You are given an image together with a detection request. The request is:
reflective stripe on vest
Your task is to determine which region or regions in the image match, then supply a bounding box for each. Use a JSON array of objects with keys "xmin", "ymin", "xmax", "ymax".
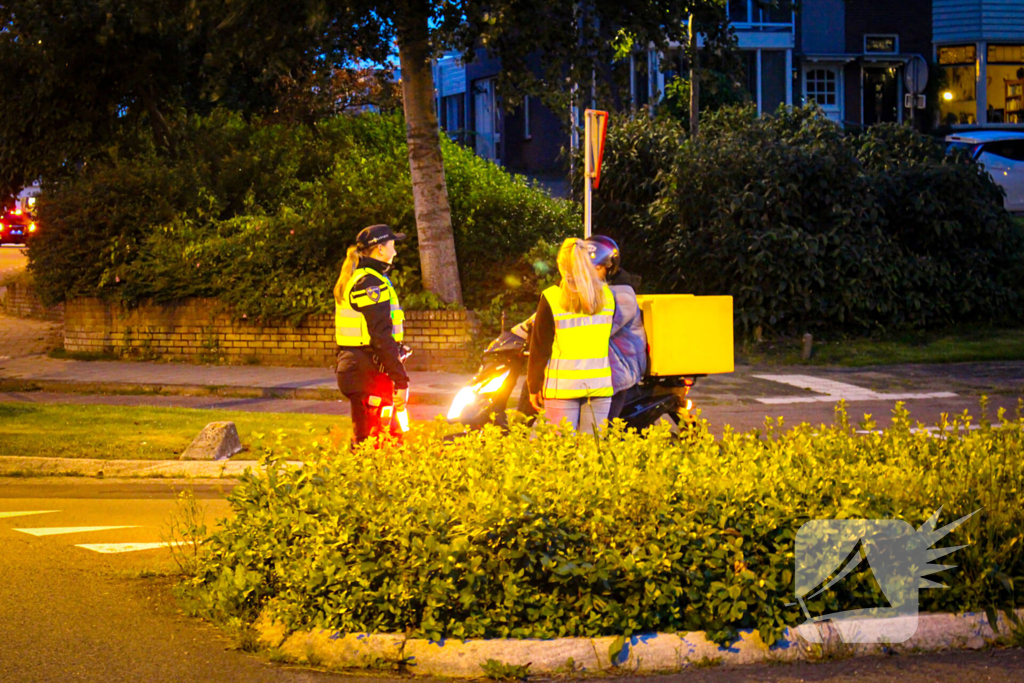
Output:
[
  {"xmin": 335, "ymin": 268, "xmax": 405, "ymax": 346},
  {"xmin": 541, "ymin": 284, "xmax": 615, "ymax": 399}
]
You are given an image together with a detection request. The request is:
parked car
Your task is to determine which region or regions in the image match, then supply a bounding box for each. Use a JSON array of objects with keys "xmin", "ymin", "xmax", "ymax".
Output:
[
  {"xmin": 0, "ymin": 208, "xmax": 37, "ymax": 245},
  {"xmin": 945, "ymin": 131, "xmax": 1024, "ymax": 212}
]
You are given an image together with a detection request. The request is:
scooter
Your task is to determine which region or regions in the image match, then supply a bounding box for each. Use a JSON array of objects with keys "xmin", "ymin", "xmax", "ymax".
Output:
[{"xmin": 446, "ymin": 325, "xmax": 698, "ymax": 435}]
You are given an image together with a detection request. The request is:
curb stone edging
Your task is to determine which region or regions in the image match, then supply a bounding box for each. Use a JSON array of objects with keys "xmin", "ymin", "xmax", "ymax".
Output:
[
  {"xmin": 0, "ymin": 378, "xmax": 453, "ymax": 405},
  {"xmin": 254, "ymin": 608, "xmax": 1024, "ymax": 676},
  {"xmin": 0, "ymin": 456, "xmax": 301, "ymax": 479}
]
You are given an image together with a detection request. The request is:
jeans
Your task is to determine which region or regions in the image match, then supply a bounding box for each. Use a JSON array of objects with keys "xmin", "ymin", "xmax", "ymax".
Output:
[{"xmin": 543, "ymin": 396, "xmax": 612, "ymax": 436}]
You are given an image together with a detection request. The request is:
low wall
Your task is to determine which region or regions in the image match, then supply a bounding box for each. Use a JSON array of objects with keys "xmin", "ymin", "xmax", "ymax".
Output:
[
  {"xmin": 0, "ymin": 281, "xmax": 64, "ymax": 322},
  {"xmin": 64, "ymin": 298, "xmax": 479, "ymax": 373}
]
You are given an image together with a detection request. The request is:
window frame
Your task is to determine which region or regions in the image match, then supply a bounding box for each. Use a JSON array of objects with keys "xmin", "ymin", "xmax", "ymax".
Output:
[{"xmin": 804, "ymin": 67, "xmax": 839, "ymax": 109}]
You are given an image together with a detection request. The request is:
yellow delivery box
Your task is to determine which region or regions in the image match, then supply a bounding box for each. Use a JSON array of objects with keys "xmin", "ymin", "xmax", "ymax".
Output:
[{"xmin": 636, "ymin": 294, "xmax": 734, "ymax": 376}]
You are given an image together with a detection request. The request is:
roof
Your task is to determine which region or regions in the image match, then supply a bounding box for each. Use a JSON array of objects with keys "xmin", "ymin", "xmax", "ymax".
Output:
[{"xmin": 945, "ymin": 130, "xmax": 1024, "ymax": 143}]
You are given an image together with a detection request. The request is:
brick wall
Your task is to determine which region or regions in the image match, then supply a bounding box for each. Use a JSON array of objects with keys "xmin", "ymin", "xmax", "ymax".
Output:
[
  {"xmin": 63, "ymin": 298, "xmax": 479, "ymax": 372},
  {"xmin": 0, "ymin": 281, "xmax": 65, "ymax": 322}
]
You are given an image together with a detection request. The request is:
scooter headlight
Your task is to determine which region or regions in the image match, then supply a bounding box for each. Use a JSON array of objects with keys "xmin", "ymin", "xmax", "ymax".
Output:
[
  {"xmin": 447, "ymin": 387, "xmax": 479, "ymax": 421},
  {"xmin": 475, "ymin": 370, "xmax": 510, "ymax": 395}
]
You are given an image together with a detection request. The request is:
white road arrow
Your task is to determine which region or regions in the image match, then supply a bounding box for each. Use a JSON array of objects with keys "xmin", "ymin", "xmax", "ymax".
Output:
[{"xmin": 76, "ymin": 542, "xmax": 188, "ymax": 554}]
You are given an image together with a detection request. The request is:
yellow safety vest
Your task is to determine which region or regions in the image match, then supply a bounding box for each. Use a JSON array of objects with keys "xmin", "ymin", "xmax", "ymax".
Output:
[
  {"xmin": 542, "ymin": 284, "xmax": 615, "ymax": 399},
  {"xmin": 335, "ymin": 267, "xmax": 405, "ymax": 346}
]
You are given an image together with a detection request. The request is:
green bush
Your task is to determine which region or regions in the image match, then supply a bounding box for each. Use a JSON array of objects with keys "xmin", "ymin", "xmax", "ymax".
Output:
[
  {"xmin": 583, "ymin": 106, "xmax": 1024, "ymax": 335},
  {"xmin": 29, "ymin": 111, "xmax": 577, "ymax": 317},
  {"xmin": 178, "ymin": 402, "xmax": 1024, "ymax": 647}
]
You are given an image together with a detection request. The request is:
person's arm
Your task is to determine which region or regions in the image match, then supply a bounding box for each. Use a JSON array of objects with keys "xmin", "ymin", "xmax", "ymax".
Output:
[
  {"xmin": 610, "ymin": 285, "xmax": 635, "ymax": 338},
  {"xmin": 350, "ymin": 275, "xmax": 409, "ymax": 389},
  {"xmin": 526, "ymin": 295, "xmax": 555, "ymax": 396}
]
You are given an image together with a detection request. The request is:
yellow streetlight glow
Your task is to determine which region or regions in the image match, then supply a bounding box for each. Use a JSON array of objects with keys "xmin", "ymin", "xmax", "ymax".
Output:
[{"xmin": 943, "ymin": 91, "xmax": 954, "ymax": 101}]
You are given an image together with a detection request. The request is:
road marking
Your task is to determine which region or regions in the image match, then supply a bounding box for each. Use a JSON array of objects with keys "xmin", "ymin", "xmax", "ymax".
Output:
[
  {"xmin": 754, "ymin": 374, "xmax": 957, "ymax": 405},
  {"xmin": 0, "ymin": 510, "xmax": 60, "ymax": 519},
  {"xmin": 15, "ymin": 525, "xmax": 139, "ymax": 537},
  {"xmin": 75, "ymin": 542, "xmax": 187, "ymax": 554}
]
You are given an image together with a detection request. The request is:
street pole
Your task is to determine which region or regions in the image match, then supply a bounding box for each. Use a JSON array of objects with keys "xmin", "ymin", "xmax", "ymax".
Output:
[{"xmin": 584, "ymin": 111, "xmax": 592, "ymax": 238}]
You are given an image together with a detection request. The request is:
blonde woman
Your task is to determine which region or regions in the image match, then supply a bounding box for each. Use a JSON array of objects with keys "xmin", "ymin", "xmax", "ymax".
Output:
[
  {"xmin": 527, "ymin": 238, "xmax": 616, "ymax": 434},
  {"xmin": 334, "ymin": 224, "xmax": 410, "ymax": 444}
]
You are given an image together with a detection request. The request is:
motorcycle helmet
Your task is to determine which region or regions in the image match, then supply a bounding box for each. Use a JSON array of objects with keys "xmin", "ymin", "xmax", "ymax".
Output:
[{"xmin": 584, "ymin": 235, "xmax": 621, "ymax": 277}]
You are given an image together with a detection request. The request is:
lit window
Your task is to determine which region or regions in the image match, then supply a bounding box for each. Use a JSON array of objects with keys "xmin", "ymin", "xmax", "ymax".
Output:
[
  {"xmin": 988, "ymin": 44, "xmax": 1024, "ymax": 64},
  {"xmin": 864, "ymin": 35, "xmax": 898, "ymax": 54},
  {"xmin": 938, "ymin": 45, "xmax": 976, "ymax": 65},
  {"xmin": 805, "ymin": 69, "xmax": 837, "ymax": 106}
]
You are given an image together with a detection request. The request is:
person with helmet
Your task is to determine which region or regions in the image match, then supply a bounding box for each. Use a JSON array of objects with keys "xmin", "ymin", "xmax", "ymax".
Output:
[
  {"xmin": 584, "ymin": 235, "xmax": 648, "ymax": 421},
  {"xmin": 333, "ymin": 224, "xmax": 411, "ymax": 445},
  {"xmin": 526, "ymin": 238, "xmax": 616, "ymax": 434}
]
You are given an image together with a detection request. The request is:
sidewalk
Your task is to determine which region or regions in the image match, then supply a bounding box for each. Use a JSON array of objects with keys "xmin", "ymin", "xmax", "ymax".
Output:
[{"xmin": 0, "ymin": 355, "xmax": 471, "ymax": 405}]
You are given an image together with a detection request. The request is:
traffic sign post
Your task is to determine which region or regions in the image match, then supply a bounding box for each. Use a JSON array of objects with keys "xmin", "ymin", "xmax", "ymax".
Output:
[
  {"xmin": 903, "ymin": 56, "xmax": 929, "ymax": 126},
  {"xmin": 584, "ymin": 109, "xmax": 608, "ymax": 239}
]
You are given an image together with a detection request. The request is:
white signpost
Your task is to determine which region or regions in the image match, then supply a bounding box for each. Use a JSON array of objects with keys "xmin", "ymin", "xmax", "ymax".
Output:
[
  {"xmin": 583, "ymin": 109, "xmax": 609, "ymax": 238},
  {"xmin": 903, "ymin": 55, "xmax": 929, "ymax": 125}
]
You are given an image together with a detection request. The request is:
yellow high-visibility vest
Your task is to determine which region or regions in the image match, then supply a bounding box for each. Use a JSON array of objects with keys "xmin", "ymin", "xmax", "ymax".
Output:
[
  {"xmin": 335, "ymin": 267, "xmax": 405, "ymax": 346},
  {"xmin": 541, "ymin": 284, "xmax": 615, "ymax": 399}
]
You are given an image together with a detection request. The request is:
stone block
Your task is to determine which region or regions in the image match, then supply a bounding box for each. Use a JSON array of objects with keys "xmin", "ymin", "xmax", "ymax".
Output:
[{"xmin": 179, "ymin": 422, "xmax": 243, "ymax": 461}]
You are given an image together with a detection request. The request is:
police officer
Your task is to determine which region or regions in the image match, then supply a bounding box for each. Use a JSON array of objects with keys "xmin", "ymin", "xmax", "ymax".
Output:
[{"xmin": 333, "ymin": 224, "xmax": 410, "ymax": 444}]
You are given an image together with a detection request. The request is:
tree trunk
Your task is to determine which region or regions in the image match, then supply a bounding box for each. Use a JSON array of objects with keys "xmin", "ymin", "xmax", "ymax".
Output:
[
  {"xmin": 397, "ymin": 3, "xmax": 464, "ymax": 305},
  {"xmin": 689, "ymin": 13, "xmax": 699, "ymax": 139},
  {"xmin": 142, "ymin": 86, "xmax": 175, "ymax": 156}
]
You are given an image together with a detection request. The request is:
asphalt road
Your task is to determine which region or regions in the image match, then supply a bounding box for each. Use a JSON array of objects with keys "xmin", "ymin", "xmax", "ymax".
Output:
[
  {"xmin": 0, "ymin": 244, "xmax": 27, "ymax": 279},
  {"xmin": 1, "ymin": 478, "xmax": 1022, "ymax": 683},
  {"xmin": 0, "ymin": 478, "xmax": 390, "ymax": 683}
]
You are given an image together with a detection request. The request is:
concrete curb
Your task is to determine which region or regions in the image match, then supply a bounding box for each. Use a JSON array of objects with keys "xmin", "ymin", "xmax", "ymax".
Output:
[
  {"xmin": 255, "ymin": 608, "xmax": 1024, "ymax": 677},
  {"xmin": 0, "ymin": 455, "xmax": 300, "ymax": 479},
  {"xmin": 0, "ymin": 378, "xmax": 454, "ymax": 405}
]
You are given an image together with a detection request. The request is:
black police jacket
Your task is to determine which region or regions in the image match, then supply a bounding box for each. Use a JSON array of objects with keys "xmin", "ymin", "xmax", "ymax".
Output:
[{"xmin": 335, "ymin": 257, "xmax": 410, "ymax": 394}]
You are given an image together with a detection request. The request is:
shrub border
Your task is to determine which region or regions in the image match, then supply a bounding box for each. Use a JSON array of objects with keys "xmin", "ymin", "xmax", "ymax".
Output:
[{"xmin": 255, "ymin": 608, "xmax": 1024, "ymax": 676}]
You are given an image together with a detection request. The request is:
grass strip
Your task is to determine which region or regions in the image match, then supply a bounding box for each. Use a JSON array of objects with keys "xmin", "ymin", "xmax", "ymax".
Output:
[
  {"xmin": 740, "ymin": 326, "xmax": 1024, "ymax": 367},
  {"xmin": 0, "ymin": 402, "xmax": 351, "ymax": 460}
]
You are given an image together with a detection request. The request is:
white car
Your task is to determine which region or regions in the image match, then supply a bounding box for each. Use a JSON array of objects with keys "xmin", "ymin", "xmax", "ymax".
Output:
[{"xmin": 945, "ymin": 131, "xmax": 1024, "ymax": 212}]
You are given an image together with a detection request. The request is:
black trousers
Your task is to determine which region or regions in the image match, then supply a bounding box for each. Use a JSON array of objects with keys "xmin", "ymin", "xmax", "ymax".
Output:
[{"xmin": 608, "ymin": 385, "xmax": 642, "ymax": 421}]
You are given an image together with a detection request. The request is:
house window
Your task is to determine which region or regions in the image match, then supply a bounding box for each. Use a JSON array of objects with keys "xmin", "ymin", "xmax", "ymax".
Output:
[
  {"xmin": 864, "ymin": 35, "xmax": 898, "ymax": 54},
  {"xmin": 938, "ymin": 45, "xmax": 976, "ymax": 65},
  {"xmin": 937, "ymin": 45, "xmax": 978, "ymax": 125},
  {"xmin": 989, "ymin": 44, "xmax": 1024, "ymax": 64},
  {"xmin": 727, "ymin": 0, "xmax": 749, "ymax": 23},
  {"xmin": 805, "ymin": 68, "xmax": 837, "ymax": 107}
]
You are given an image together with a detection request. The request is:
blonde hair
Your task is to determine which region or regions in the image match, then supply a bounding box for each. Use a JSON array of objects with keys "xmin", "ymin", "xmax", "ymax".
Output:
[
  {"xmin": 556, "ymin": 238, "xmax": 605, "ymax": 315},
  {"xmin": 333, "ymin": 244, "xmax": 371, "ymax": 304}
]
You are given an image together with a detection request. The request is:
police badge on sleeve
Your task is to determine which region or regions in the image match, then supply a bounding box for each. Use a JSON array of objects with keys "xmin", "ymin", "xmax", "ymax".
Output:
[{"xmin": 366, "ymin": 285, "xmax": 381, "ymax": 303}]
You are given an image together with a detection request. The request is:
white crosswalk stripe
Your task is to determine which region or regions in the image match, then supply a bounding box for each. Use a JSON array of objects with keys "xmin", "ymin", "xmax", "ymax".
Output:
[
  {"xmin": 15, "ymin": 525, "xmax": 138, "ymax": 537},
  {"xmin": 754, "ymin": 374, "xmax": 957, "ymax": 405},
  {"xmin": 0, "ymin": 510, "xmax": 60, "ymax": 519}
]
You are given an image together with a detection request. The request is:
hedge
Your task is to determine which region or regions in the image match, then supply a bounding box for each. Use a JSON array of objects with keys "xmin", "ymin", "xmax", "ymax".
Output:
[
  {"xmin": 28, "ymin": 111, "xmax": 578, "ymax": 319},
  {"xmin": 581, "ymin": 105, "xmax": 1024, "ymax": 335},
  {"xmin": 178, "ymin": 402, "xmax": 1024, "ymax": 647}
]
